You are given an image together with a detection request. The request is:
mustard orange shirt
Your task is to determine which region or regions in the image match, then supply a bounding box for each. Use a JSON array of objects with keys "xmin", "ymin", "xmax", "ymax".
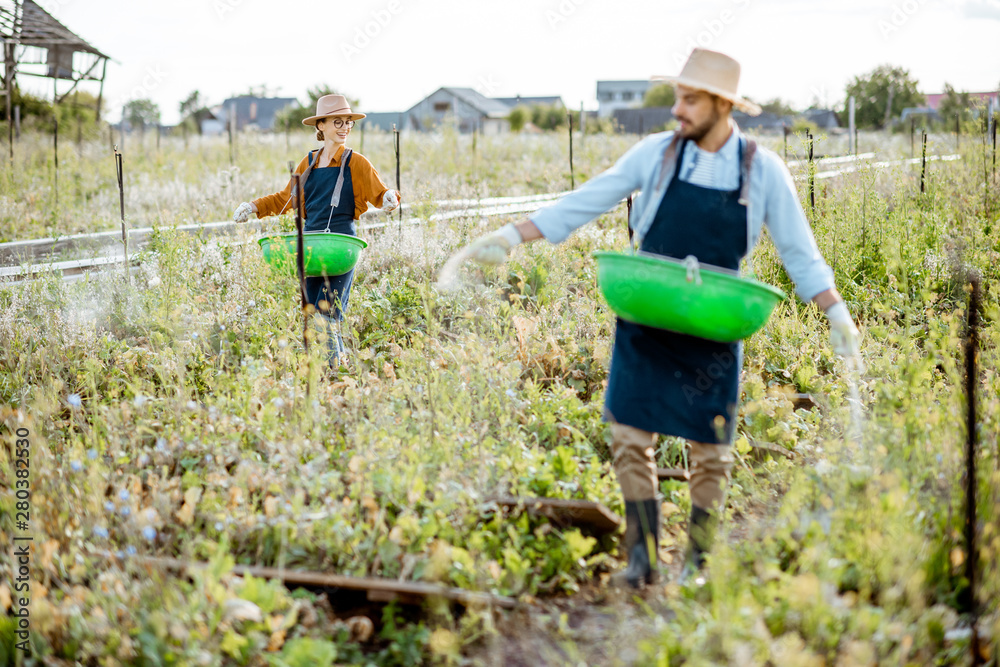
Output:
[{"xmin": 253, "ymin": 144, "xmax": 393, "ymax": 220}]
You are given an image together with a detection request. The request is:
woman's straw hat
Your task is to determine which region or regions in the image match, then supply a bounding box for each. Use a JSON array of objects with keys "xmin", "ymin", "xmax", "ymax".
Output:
[
  {"xmin": 652, "ymin": 49, "xmax": 762, "ymax": 116},
  {"xmin": 302, "ymin": 94, "xmax": 366, "ymax": 126}
]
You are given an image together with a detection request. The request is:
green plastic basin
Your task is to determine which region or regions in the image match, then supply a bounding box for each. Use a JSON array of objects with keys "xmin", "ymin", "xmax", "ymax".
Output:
[
  {"xmin": 595, "ymin": 251, "xmax": 787, "ymax": 342},
  {"xmin": 257, "ymin": 232, "xmax": 367, "ymax": 277}
]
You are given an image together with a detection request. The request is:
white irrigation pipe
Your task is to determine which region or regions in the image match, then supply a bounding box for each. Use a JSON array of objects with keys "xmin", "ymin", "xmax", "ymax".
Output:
[
  {"xmin": 791, "ymin": 153, "xmax": 960, "ymax": 181},
  {"xmin": 0, "ymin": 191, "xmax": 571, "ymax": 261},
  {"xmin": 0, "ymin": 154, "xmax": 963, "ymax": 283},
  {"xmin": 786, "ymin": 152, "xmax": 876, "ymax": 168}
]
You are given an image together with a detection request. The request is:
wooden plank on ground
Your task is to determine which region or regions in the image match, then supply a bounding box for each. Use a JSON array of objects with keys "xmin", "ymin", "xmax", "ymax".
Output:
[
  {"xmin": 91, "ymin": 551, "xmax": 515, "ymax": 609},
  {"xmin": 488, "ymin": 496, "xmax": 621, "ymax": 534},
  {"xmin": 657, "ymin": 468, "xmax": 690, "ymax": 481}
]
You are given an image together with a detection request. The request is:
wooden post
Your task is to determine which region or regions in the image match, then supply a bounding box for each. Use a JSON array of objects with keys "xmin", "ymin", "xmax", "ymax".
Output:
[
  {"xmin": 782, "ymin": 124, "xmax": 789, "ymax": 162},
  {"xmin": 961, "ymin": 275, "xmax": 981, "ymax": 657},
  {"xmin": 807, "ymin": 131, "xmax": 815, "ymax": 213},
  {"xmin": 393, "ymin": 124, "xmax": 401, "ymax": 223},
  {"xmin": 13, "ymin": 105, "xmax": 19, "ymax": 141},
  {"xmin": 920, "ymin": 131, "xmax": 927, "ymax": 194},
  {"xmin": 910, "ymin": 117, "xmax": 915, "ymax": 158},
  {"xmin": 114, "ymin": 146, "xmax": 130, "ymax": 285},
  {"xmin": 568, "ymin": 112, "xmax": 575, "ymax": 190},
  {"xmin": 4, "ymin": 42, "xmax": 13, "ymax": 167},
  {"xmin": 228, "ymin": 104, "xmax": 236, "ymax": 165},
  {"xmin": 53, "ymin": 115, "xmax": 59, "ymax": 208},
  {"xmin": 992, "ymin": 111, "xmax": 997, "ymax": 177},
  {"xmin": 291, "ymin": 162, "xmax": 308, "ymax": 354}
]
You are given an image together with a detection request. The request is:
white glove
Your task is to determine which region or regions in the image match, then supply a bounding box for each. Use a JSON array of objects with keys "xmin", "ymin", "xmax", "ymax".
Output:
[
  {"xmin": 381, "ymin": 190, "xmax": 400, "ymax": 213},
  {"xmin": 825, "ymin": 301, "xmax": 860, "ymax": 358},
  {"xmin": 460, "ymin": 223, "xmax": 523, "ymax": 266},
  {"xmin": 233, "ymin": 202, "xmax": 256, "ymax": 223}
]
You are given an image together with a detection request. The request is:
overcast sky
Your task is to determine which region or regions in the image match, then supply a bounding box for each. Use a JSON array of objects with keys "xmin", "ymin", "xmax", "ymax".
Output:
[{"xmin": 21, "ymin": 0, "xmax": 1000, "ymax": 125}]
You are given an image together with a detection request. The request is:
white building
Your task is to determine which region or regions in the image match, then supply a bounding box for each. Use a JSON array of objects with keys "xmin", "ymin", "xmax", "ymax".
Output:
[{"xmin": 597, "ymin": 80, "xmax": 652, "ymax": 118}]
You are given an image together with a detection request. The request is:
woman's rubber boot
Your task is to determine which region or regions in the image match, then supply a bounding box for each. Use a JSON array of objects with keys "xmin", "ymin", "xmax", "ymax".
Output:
[
  {"xmin": 612, "ymin": 499, "xmax": 660, "ymax": 589},
  {"xmin": 679, "ymin": 505, "xmax": 714, "ymax": 586}
]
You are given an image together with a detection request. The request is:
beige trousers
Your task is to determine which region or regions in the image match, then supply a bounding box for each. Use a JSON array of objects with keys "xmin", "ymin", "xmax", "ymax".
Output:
[{"xmin": 610, "ymin": 423, "xmax": 733, "ymax": 510}]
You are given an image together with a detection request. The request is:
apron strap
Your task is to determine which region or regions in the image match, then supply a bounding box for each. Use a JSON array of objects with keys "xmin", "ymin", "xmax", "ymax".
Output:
[
  {"xmin": 739, "ymin": 137, "xmax": 757, "ymax": 276},
  {"xmin": 655, "ymin": 132, "xmax": 684, "ymax": 192},
  {"xmin": 286, "ymin": 148, "xmax": 321, "ymax": 215},
  {"xmin": 738, "ymin": 138, "xmax": 756, "ymax": 206},
  {"xmin": 330, "ymin": 148, "xmax": 352, "ymax": 209},
  {"xmin": 324, "ymin": 148, "xmax": 353, "ymax": 232}
]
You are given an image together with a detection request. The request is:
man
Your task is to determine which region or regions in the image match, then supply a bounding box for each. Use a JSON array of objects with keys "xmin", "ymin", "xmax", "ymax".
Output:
[{"xmin": 445, "ymin": 49, "xmax": 859, "ymax": 587}]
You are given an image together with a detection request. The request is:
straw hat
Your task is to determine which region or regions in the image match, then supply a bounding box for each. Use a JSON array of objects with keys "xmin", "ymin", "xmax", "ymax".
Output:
[
  {"xmin": 652, "ymin": 49, "xmax": 762, "ymax": 116},
  {"xmin": 302, "ymin": 94, "xmax": 366, "ymax": 126}
]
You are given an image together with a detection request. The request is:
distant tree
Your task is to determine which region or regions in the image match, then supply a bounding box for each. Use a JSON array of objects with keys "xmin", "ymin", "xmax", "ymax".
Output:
[
  {"xmin": 179, "ymin": 90, "xmax": 209, "ymax": 135},
  {"xmin": 844, "ymin": 65, "xmax": 924, "ymax": 129},
  {"xmin": 643, "ymin": 84, "xmax": 675, "ymax": 108},
  {"xmin": 179, "ymin": 90, "xmax": 204, "ymax": 118},
  {"xmin": 529, "ymin": 104, "xmax": 568, "ymax": 130},
  {"xmin": 508, "ymin": 106, "xmax": 528, "ymax": 132},
  {"xmin": 937, "ymin": 83, "xmax": 976, "ymax": 125},
  {"xmin": 123, "ymin": 99, "xmax": 161, "ymax": 131}
]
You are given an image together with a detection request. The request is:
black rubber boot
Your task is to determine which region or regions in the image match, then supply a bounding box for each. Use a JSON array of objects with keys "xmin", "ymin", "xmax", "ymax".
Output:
[
  {"xmin": 680, "ymin": 505, "xmax": 715, "ymax": 585},
  {"xmin": 613, "ymin": 499, "xmax": 660, "ymax": 589}
]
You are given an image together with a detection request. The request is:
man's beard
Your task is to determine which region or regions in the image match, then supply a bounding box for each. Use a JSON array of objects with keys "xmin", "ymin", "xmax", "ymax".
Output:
[{"xmin": 677, "ymin": 106, "xmax": 721, "ymax": 141}]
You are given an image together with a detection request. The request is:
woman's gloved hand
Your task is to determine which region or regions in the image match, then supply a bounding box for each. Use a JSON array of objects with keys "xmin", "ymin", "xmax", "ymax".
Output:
[
  {"xmin": 381, "ymin": 190, "xmax": 401, "ymax": 213},
  {"xmin": 233, "ymin": 201, "xmax": 257, "ymax": 223},
  {"xmin": 825, "ymin": 301, "xmax": 860, "ymax": 357}
]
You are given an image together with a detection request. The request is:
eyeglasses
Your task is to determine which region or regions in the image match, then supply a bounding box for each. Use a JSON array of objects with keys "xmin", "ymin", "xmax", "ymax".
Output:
[{"xmin": 329, "ymin": 119, "xmax": 355, "ymax": 129}]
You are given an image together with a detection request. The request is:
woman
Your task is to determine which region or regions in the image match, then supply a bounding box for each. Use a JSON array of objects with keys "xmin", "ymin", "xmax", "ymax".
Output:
[{"xmin": 233, "ymin": 94, "xmax": 400, "ymax": 365}]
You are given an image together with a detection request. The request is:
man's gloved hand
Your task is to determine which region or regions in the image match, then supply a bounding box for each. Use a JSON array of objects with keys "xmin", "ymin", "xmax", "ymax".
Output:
[
  {"xmin": 460, "ymin": 223, "xmax": 523, "ymax": 265},
  {"xmin": 233, "ymin": 202, "xmax": 257, "ymax": 223},
  {"xmin": 381, "ymin": 190, "xmax": 400, "ymax": 213},
  {"xmin": 825, "ymin": 301, "xmax": 860, "ymax": 357}
]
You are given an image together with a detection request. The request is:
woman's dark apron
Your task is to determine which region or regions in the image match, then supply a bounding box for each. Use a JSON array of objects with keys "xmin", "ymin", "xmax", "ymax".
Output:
[
  {"xmin": 303, "ymin": 148, "xmax": 356, "ymax": 321},
  {"xmin": 604, "ymin": 138, "xmax": 748, "ymax": 444}
]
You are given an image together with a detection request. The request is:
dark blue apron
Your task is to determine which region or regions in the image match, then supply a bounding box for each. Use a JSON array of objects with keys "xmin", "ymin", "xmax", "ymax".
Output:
[
  {"xmin": 604, "ymin": 138, "xmax": 748, "ymax": 444},
  {"xmin": 303, "ymin": 148, "xmax": 355, "ymax": 321}
]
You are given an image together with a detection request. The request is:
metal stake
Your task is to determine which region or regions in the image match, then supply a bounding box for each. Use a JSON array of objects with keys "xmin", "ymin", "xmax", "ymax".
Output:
[
  {"xmin": 807, "ymin": 132, "xmax": 815, "ymax": 214},
  {"xmin": 568, "ymin": 112, "xmax": 575, "ymax": 190},
  {"xmin": 393, "ymin": 124, "xmax": 401, "ymax": 224},
  {"xmin": 920, "ymin": 131, "xmax": 927, "ymax": 194},
  {"xmin": 114, "ymin": 145, "xmax": 130, "ymax": 285},
  {"xmin": 53, "ymin": 115, "xmax": 58, "ymax": 208},
  {"xmin": 291, "ymin": 162, "xmax": 308, "ymax": 354},
  {"xmin": 961, "ymin": 275, "xmax": 981, "ymax": 661}
]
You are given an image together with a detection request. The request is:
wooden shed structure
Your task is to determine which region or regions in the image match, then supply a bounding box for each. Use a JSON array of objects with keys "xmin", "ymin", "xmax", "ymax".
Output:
[{"xmin": 1, "ymin": 0, "xmax": 110, "ymax": 148}]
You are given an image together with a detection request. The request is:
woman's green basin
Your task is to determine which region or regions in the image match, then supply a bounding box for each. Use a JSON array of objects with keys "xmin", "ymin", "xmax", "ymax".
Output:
[
  {"xmin": 258, "ymin": 232, "xmax": 368, "ymax": 277},
  {"xmin": 594, "ymin": 251, "xmax": 787, "ymax": 342}
]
